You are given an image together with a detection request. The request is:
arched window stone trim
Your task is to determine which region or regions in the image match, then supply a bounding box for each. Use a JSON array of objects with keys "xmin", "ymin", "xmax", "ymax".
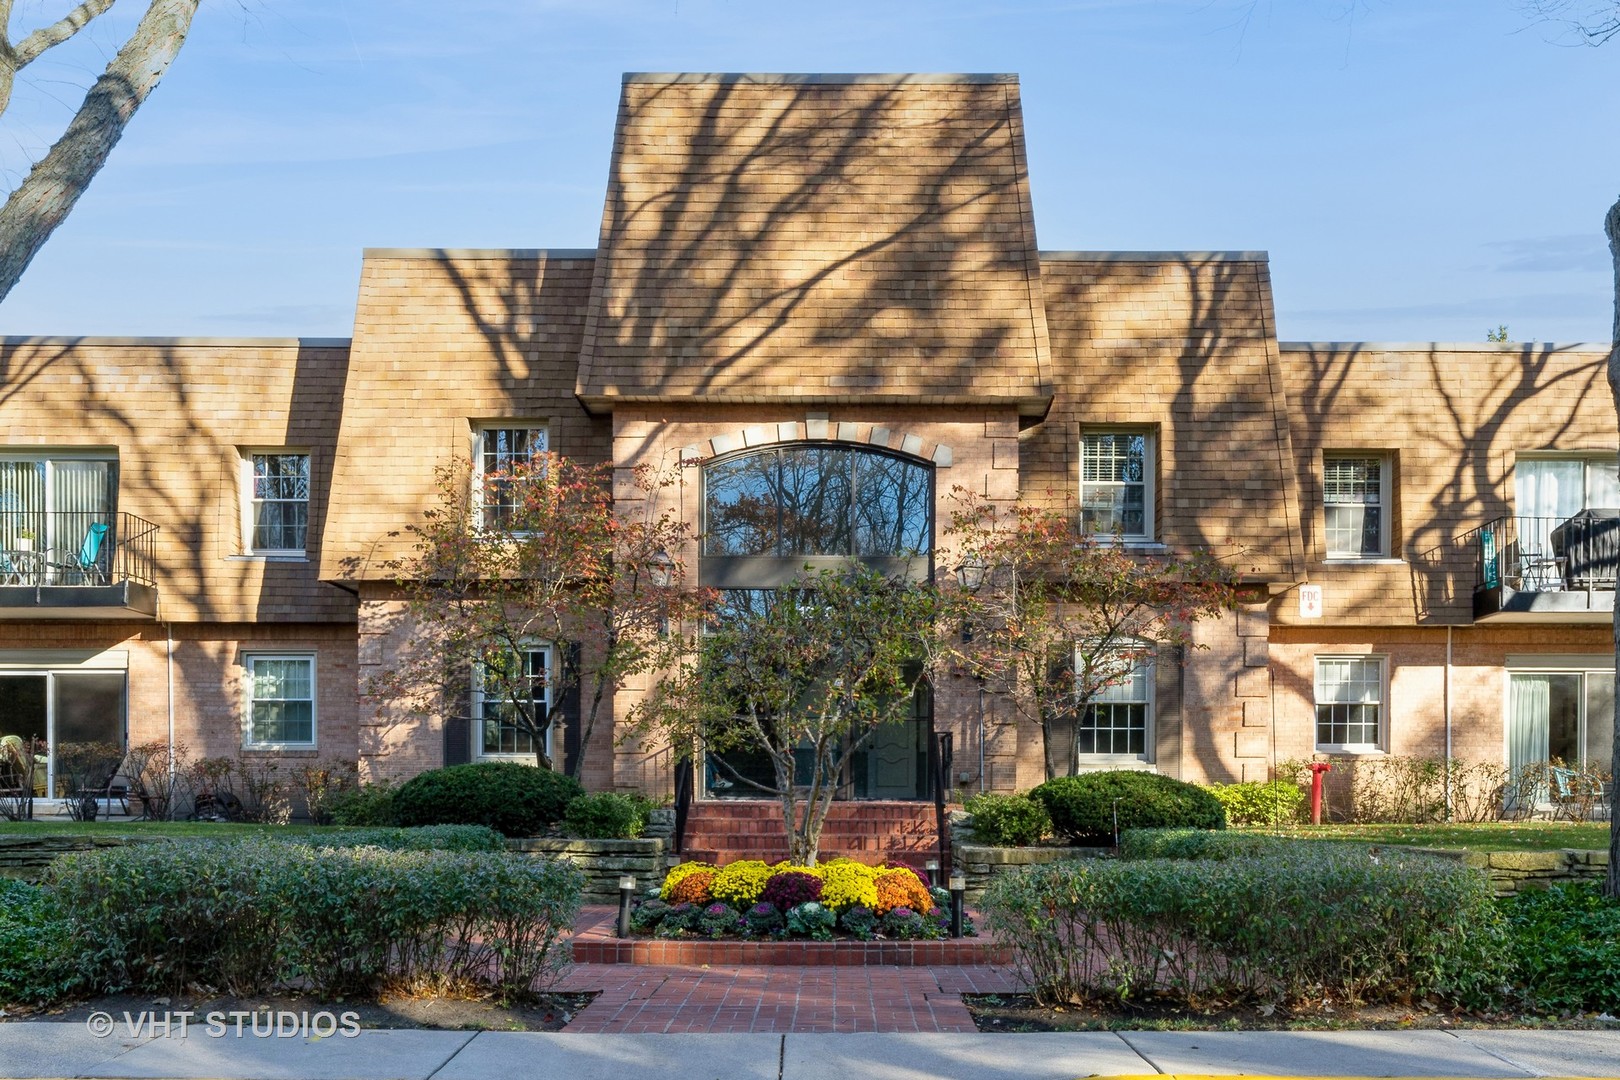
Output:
[{"xmin": 682, "ymin": 421, "xmax": 953, "ymax": 469}]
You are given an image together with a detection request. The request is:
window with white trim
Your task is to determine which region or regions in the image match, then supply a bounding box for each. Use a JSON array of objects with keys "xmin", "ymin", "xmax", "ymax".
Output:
[
  {"xmin": 243, "ymin": 452, "xmax": 309, "ymax": 553},
  {"xmin": 476, "ymin": 426, "xmax": 548, "ymax": 529},
  {"xmin": 1314, "ymin": 655, "xmax": 1384, "ymax": 752},
  {"xmin": 243, "ymin": 653, "xmax": 316, "ymax": 747},
  {"xmin": 1323, "ymin": 454, "xmax": 1388, "ymax": 559},
  {"xmin": 1076, "ymin": 646, "xmax": 1153, "ymax": 760},
  {"xmin": 1079, "ymin": 431, "xmax": 1153, "ymax": 540},
  {"xmin": 474, "ymin": 646, "xmax": 551, "ymax": 758}
]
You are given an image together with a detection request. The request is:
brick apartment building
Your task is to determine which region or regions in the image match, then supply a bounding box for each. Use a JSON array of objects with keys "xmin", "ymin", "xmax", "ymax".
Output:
[{"xmin": 0, "ymin": 73, "xmax": 1613, "ymax": 812}]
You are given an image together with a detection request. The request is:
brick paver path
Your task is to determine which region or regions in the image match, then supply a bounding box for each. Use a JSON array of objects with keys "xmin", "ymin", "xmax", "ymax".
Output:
[{"xmin": 556, "ymin": 963, "xmax": 1025, "ymax": 1033}]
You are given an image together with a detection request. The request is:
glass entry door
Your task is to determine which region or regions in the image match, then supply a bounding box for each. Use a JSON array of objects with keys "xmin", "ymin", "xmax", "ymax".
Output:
[{"xmin": 0, "ymin": 671, "xmax": 126, "ymax": 798}]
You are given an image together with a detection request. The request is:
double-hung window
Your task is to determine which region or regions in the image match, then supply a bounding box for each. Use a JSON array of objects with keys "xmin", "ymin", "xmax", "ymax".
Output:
[
  {"xmin": 1076, "ymin": 646, "xmax": 1153, "ymax": 760},
  {"xmin": 476, "ymin": 426, "xmax": 548, "ymax": 529},
  {"xmin": 243, "ymin": 653, "xmax": 316, "ymax": 748},
  {"xmin": 1323, "ymin": 455, "xmax": 1388, "ymax": 559},
  {"xmin": 1314, "ymin": 655, "xmax": 1384, "ymax": 752},
  {"xmin": 244, "ymin": 452, "xmax": 310, "ymax": 554},
  {"xmin": 474, "ymin": 646, "xmax": 551, "ymax": 759},
  {"xmin": 1080, "ymin": 431, "xmax": 1153, "ymax": 541}
]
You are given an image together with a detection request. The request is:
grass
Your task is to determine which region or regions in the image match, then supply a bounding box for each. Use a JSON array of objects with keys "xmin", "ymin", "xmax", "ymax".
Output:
[
  {"xmin": 1239, "ymin": 821, "xmax": 1611, "ymax": 852},
  {"xmin": 0, "ymin": 820, "xmax": 332, "ymax": 838}
]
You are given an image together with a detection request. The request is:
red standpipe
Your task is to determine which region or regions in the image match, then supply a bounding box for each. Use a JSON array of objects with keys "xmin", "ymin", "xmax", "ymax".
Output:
[{"xmin": 1308, "ymin": 761, "xmax": 1333, "ymax": 825}]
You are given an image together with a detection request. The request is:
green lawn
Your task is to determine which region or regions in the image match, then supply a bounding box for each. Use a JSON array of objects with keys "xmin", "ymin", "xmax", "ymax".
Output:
[
  {"xmin": 0, "ymin": 820, "xmax": 330, "ymax": 839},
  {"xmin": 1242, "ymin": 821, "xmax": 1612, "ymax": 853}
]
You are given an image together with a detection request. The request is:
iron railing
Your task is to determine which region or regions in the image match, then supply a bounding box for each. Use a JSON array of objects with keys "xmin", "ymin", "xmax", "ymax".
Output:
[
  {"xmin": 1463, "ymin": 513, "xmax": 1620, "ymax": 593},
  {"xmin": 0, "ymin": 511, "xmax": 159, "ymax": 588}
]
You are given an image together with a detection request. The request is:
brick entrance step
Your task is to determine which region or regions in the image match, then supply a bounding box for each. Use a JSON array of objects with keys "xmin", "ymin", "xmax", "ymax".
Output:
[
  {"xmin": 568, "ymin": 907, "xmax": 1010, "ymax": 967},
  {"xmin": 679, "ymin": 799, "xmax": 940, "ymax": 865}
]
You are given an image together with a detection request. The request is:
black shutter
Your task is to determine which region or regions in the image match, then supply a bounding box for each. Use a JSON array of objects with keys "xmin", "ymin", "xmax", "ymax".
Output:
[
  {"xmin": 443, "ymin": 714, "xmax": 472, "ymax": 767},
  {"xmin": 560, "ymin": 643, "xmax": 583, "ymax": 777}
]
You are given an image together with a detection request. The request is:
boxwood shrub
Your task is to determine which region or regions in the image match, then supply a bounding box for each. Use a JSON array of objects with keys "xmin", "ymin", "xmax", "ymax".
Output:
[
  {"xmin": 45, "ymin": 838, "xmax": 582, "ymax": 1000},
  {"xmin": 981, "ymin": 846, "xmax": 1505, "ymax": 1008},
  {"xmin": 561, "ymin": 792, "xmax": 649, "ymax": 839},
  {"xmin": 392, "ymin": 761, "xmax": 583, "ymax": 837},
  {"xmin": 1205, "ymin": 780, "xmax": 1305, "ymax": 826},
  {"xmin": 1031, "ymin": 770, "xmax": 1225, "ymax": 844},
  {"xmin": 1120, "ymin": 828, "xmax": 1305, "ymax": 861},
  {"xmin": 963, "ymin": 792, "xmax": 1050, "ymax": 846},
  {"xmin": 326, "ymin": 781, "xmax": 399, "ymax": 827}
]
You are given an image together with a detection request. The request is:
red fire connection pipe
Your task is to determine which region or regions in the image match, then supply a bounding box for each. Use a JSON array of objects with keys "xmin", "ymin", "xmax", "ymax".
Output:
[{"xmin": 1308, "ymin": 761, "xmax": 1333, "ymax": 825}]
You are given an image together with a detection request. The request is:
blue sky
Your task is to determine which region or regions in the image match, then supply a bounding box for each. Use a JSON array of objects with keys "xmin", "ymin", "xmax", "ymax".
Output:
[{"xmin": 1, "ymin": 0, "xmax": 1616, "ymax": 342}]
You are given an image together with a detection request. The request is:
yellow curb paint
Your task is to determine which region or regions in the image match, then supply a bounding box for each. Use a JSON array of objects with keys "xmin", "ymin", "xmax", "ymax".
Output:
[{"xmin": 1086, "ymin": 1076, "xmax": 1612, "ymax": 1080}]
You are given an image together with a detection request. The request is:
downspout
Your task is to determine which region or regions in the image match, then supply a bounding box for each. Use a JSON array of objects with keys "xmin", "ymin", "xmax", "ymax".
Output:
[
  {"xmin": 1445, "ymin": 625, "xmax": 1454, "ymax": 820},
  {"xmin": 977, "ymin": 683, "xmax": 986, "ymax": 794},
  {"xmin": 165, "ymin": 622, "xmax": 176, "ymax": 796}
]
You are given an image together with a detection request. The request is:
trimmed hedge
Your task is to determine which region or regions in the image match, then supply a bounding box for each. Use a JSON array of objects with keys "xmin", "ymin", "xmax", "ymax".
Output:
[
  {"xmin": 0, "ymin": 879, "xmax": 78, "ymax": 1005},
  {"xmin": 963, "ymin": 792, "xmax": 1050, "ymax": 846},
  {"xmin": 1206, "ymin": 780, "xmax": 1305, "ymax": 826},
  {"xmin": 392, "ymin": 762, "xmax": 583, "ymax": 837},
  {"xmin": 46, "ymin": 838, "xmax": 582, "ymax": 999},
  {"xmin": 298, "ymin": 824, "xmax": 506, "ymax": 852},
  {"xmin": 1502, "ymin": 882, "xmax": 1620, "ymax": 1014},
  {"xmin": 1120, "ymin": 828, "xmax": 1305, "ymax": 861},
  {"xmin": 326, "ymin": 781, "xmax": 399, "ymax": 827},
  {"xmin": 561, "ymin": 792, "xmax": 650, "ymax": 839},
  {"xmin": 1031, "ymin": 770, "xmax": 1225, "ymax": 844},
  {"xmin": 982, "ymin": 846, "xmax": 1505, "ymax": 1008}
]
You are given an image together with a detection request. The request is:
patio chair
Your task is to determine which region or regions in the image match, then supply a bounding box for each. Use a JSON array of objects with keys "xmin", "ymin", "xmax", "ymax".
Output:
[
  {"xmin": 1548, "ymin": 765, "xmax": 1609, "ymax": 821},
  {"xmin": 48, "ymin": 522, "xmax": 110, "ymax": 585}
]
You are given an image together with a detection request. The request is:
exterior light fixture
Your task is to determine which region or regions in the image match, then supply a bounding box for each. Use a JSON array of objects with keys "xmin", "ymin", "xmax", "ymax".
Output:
[
  {"xmin": 955, "ymin": 556, "xmax": 987, "ymax": 593},
  {"xmin": 648, "ymin": 549, "xmax": 674, "ymax": 588},
  {"xmin": 948, "ymin": 873, "xmax": 967, "ymax": 938},
  {"xmin": 617, "ymin": 874, "xmax": 637, "ymax": 938}
]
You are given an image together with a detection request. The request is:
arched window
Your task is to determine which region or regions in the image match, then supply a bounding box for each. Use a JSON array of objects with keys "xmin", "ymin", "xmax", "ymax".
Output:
[{"xmin": 701, "ymin": 445, "xmax": 932, "ymax": 587}]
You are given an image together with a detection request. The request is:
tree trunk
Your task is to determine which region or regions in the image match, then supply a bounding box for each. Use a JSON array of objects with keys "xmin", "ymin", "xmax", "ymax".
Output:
[
  {"xmin": 0, "ymin": 0, "xmax": 199, "ymax": 302},
  {"xmin": 1606, "ymin": 194, "xmax": 1620, "ymax": 898}
]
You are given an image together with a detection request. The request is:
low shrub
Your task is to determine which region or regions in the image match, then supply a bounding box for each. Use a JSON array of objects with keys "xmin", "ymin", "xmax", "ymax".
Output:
[
  {"xmin": 963, "ymin": 791, "xmax": 1051, "ymax": 846},
  {"xmin": 1501, "ymin": 882, "xmax": 1620, "ymax": 1014},
  {"xmin": 392, "ymin": 762, "xmax": 583, "ymax": 837},
  {"xmin": 561, "ymin": 792, "xmax": 648, "ymax": 839},
  {"xmin": 46, "ymin": 838, "xmax": 582, "ymax": 1000},
  {"xmin": 1119, "ymin": 828, "xmax": 1301, "ymax": 861},
  {"xmin": 982, "ymin": 846, "xmax": 1505, "ymax": 1008},
  {"xmin": 1031, "ymin": 771, "xmax": 1225, "ymax": 845},
  {"xmin": 300, "ymin": 824, "xmax": 506, "ymax": 852},
  {"xmin": 327, "ymin": 781, "xmax": 399, "ymax": 827},
  {"xmin": 1205, "ymin": 781, "xmax": 1305, "ymax": 826},
  {"xmin": 0, "ymin": 879, "xmax": 79, "ymax": 1005}
]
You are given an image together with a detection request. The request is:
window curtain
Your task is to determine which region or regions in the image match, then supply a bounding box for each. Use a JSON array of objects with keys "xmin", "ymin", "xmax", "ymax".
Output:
[
  {"xmin": 50, "ymin": 461, "xmax": 114, "ymax": 565},
  {"xmin": 0, "ymin": 462, "xmax": 43, "ymax": 547},
  {"xmin": 1508, "ymin": 673, "xmax": 1551, "ymax": 808},
  {"xmin": 1515, "ymin": 459, "xmax": 1583, "ymax": 560}
]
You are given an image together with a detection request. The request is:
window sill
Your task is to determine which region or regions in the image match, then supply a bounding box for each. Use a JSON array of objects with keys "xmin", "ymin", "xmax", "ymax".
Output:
[
  {"xmin": 1315, "ymin": 747, "xmax": 1386, "ymax": 757},
  {"xmin": 242, "ymin": 743, "xmax": 318, "ymax": 753},
  {"xmin": 1321, "ymin": 558, "xmax": 1404, "ymax": 566},
  {"xmin": 1086, "ymin": 538, "xmax": 1165, "ymax": 552},
  {"xmin": 229, "ymin": 554, "xmax": 309, "ymax": 563}
]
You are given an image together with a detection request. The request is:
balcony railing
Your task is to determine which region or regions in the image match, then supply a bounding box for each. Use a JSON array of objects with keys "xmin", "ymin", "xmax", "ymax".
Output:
[
  {"xmin": 0, "ymin": 512, "xmax": 159, "ymax": 616},
  {"xmin": 1464, "ymin": 512, "xmax": 1619, "ymax": 621}
]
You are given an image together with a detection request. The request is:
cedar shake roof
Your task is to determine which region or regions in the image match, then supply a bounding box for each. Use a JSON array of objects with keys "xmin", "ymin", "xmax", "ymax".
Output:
[
  {"xmin": 1029, "ymin": 252, "xmax": 1306, "ymax": 585},
  {"xmin": 575, "ymin": 73, "xmax": 1053, "ymax": 415}
]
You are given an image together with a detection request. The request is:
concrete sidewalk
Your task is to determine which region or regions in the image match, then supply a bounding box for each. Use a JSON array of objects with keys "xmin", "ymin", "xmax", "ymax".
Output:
[{"xmin": 5, "ymin": 1024, "xmax": 1620, "ymax": 1080}]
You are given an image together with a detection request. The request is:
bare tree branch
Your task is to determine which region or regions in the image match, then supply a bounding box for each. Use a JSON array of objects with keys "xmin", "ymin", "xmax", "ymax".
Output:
[
  {"xmin": 0, "ymin": 0, "xmax": 198, "ymax": 302},
  {"xmin": 0, "ymin": 0, "xmax": 120, "ymax": 116}
]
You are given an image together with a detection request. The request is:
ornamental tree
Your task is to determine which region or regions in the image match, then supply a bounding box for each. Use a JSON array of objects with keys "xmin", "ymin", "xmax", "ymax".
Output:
[
  {"xmin": 946, "ymin": 488, "xmax": 1238, "ymax": 781},
  {"xmin": 635, "ymin": 564, "xmax": 945, "ymax": 866},
  {"xmin": 368, "ymin": 453, "xmax": 707, "ymax": 777}
]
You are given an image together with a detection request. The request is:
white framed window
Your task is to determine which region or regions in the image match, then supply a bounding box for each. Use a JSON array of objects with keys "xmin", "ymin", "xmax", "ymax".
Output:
[
  {"xmin": 242, "ymin": 452, "xmax": 310, "ymax": 554},
  {"xmin": 1513, "ymin": 454, "xmax": 1620, "ymax": 569},
  {"xmin": 1314, "ymin": 655, "xmax": 1385, "ymax": 752},
  {"xmin": 243, "ymin": 653, "xmax": 316, "ymax": 748},
  {"xmin": 475, "ymin": 425, "xmax": 548, "ymax": 529},
  {"xmin": 474, "ymin": 645, "xmax": 552, "ymax": 759},
  {"xmin": 1080, "ymin": 430, "xmax": 1153, "ymax": 540},
  {"xmin": 1323, "ymin": 454, "xmax": 1389, "ymax": 559},
  {"xmin": 1076, "ymin": 646, "xmax": 1154, "ymax": 761}
]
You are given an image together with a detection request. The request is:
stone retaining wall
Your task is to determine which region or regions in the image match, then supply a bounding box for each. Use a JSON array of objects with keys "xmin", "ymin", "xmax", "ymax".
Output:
[
  {"xmin": 1406, "ymin": 846, "xmax": 1610, "ymax": 895},
  {"xmin": 507, "ymin": 837, "xmax": 670, "ymax": 903},
  {"xmin": 954, "ymin": 842, "xmax": 1107, "ymax": 904},
  {"xmin": 0, "ymin": 834, "xmax": 153, "ymax": 880}
]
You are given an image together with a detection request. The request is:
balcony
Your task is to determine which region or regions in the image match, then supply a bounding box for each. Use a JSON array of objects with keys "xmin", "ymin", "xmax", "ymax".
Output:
[
  {"xmin": 1468, "ymin": 512, "xmax": 1618, "ymax": 623},
  {"xmin": 0, "ymin": 512, "xmax": 159, "ymax": 619}
]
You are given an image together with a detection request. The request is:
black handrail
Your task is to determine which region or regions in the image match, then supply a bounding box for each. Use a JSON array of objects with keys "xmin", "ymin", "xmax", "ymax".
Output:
[
  {"xmin": 672, "ymin": 755, "xmax": 694, "ymax": 857},
  {"xmin": 0, "ymin": 511, "xmax": 159, "ymax": 587},
  {"xmin": 930, "ymin": 731, "xmax": 953, "ymax": 878},
  {"xmin": 1461, "ymin": 513, "xmax": 1620, "ymax": 593}
]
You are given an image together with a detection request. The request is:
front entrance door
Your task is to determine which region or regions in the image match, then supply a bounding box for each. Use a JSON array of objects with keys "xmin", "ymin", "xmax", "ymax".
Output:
[{"xmin": 865, "ymin": 720, "xmax": 920, "ymax": 799}]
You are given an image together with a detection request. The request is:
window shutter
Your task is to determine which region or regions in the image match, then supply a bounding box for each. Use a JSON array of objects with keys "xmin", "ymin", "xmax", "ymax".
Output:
[
  {"xmin": 443, "ymin": 678, "xmax": 472, "ymax": 766},
  {"xmin": 559, "ymin": 643, "xmax": 583, "ymax": 777}
]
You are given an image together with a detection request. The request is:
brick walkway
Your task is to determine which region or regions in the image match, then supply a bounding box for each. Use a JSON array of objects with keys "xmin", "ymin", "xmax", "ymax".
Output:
[{"xmin": 555, "ymin": 963, "xmax": 1025, "ymax": 1033}]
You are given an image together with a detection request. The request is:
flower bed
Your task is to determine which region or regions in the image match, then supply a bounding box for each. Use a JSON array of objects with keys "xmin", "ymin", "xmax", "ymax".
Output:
[{"xmin": 631, "ymin": 858, "xmax": 971, "ymax": 942}]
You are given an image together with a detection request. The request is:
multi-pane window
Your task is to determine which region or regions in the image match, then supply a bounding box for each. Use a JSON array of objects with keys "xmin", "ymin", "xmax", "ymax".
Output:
[
  {"xmin": 1323, "ymin": 456, "xmax": 1386, "ymax": 558},
  {"xmin": 1315, "ymin": 656, "xmax": 1384, "ymax": 751},
  {"xmin": 1077, "ymin": 649, "xmax": 1152, "ymax": 758},
  {"xmin": 475, "ymin": 647, "xmax": 551, "ymax": 758},
  {"xmin": 244, "ymin": 654, "xmax": 315, "ymax": 747},
  {"xmin": 478, "ymin": 426, "xmax": 549, "ymax": 528},
  {"xmin": 247, "ymin": 453, "xmax": 309, "ymax": 552},
  {"xmin": 1080, "ymin": 432, "xmax": 1151, "ymax": 540}
]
